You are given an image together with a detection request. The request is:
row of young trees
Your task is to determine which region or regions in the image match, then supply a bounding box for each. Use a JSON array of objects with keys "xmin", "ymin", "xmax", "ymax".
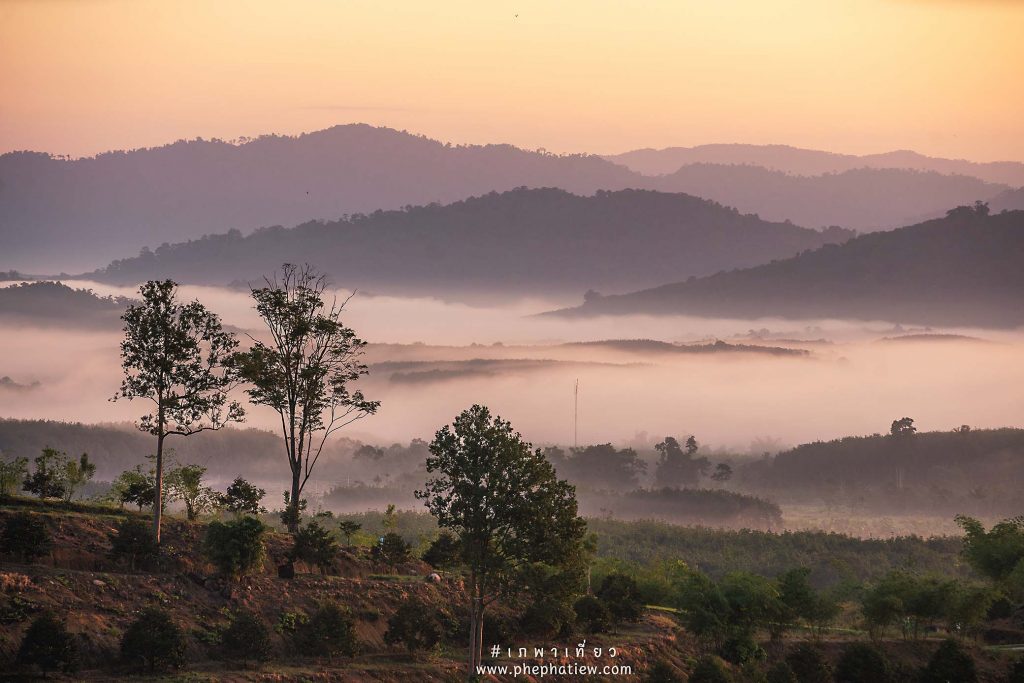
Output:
[{"xmin": 113, "ymin": 264, "xmax": 378, "ymax": 542}]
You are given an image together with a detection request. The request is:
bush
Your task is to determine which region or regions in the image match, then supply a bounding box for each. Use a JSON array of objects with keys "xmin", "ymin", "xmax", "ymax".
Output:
[
  {"xmin": 573, "ymin": 594, "xmax": 612, "ymax": 633},
  {"xmin": 384, "ymin": 598, "xmax": 443, "ymax": 652},
  {"xmin": 221, "ymin": 609, "xmax": 272, "ymax": 664},
  {"xmin": 293, "ymin": 601, "xmax": 358, "ymax": 660},
  {"xmin": 1, "ymin": 512, "xmax": 53, "ymax": 562},
  {"xmin": 372, "ymin": 531, "xmax": 411, "ymax": 567},
  {"xmin": 120, "ymin": 607, "xmax": 187, "ymax": 672},
  {"xmin": 288, "ymin": 520, "xmax": 338, "ymax": 573},
  {"xmin": 203, "ymin": 516, "xmax": 267, "ymax": 579},
  {"xmin": 422, "ymin": 531, "xmax": 461, "ymax": 569},
  {"xmin": 766, "ymin": 660, "xmax": 798, "ymax": 683},
  {"xmin": 689, "ymin": 655, "xmax": 732, "ymax": 683},
  {"xmin": 220, "ymin": 477, "xmax": 266, "ymax": 515},
  {"xmin": 596, "ymin": 572, "xmax": 644, "ymax": 625},
  {"xmin": 719, "ymin": 632, "xmax": 765, "ymax": 666},
  {"xmin": 785, "ymin": 644, "xmax": 831, "ymax": 683},
  {"xmin": 1008, "ymin": 657, "xmax": 1024, "ymax": 683},
  {"xmin": 835, "ymin": 643, "xmax": 891, "ymax": 683},
  {"xmin": 645, "ymin": 659, "xmax": 683, "ymax": 682},
  {"xmin": 920, "ymin": 639, "xmax": 976, "ymax": 683},
  {"xmin": 518, "ymin": 600, "xmax": 576, "ymax": 639},
  {"xmin": 16, "ymin": 612, "xmax": 79, "ymax": 674},
  {"xmin": 108, "ymin": 518, "xmax": 157, "ymax": 571}
]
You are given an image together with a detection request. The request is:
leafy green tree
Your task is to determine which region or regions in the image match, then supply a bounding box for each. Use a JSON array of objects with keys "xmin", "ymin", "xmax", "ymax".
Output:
[
  {"xmin": 596, "ymin": 572, "xmax": 644, "ymax": 625},
  {"xmin": 373, "ymin": 531, "xmax": 411, "ymax": 568},
  {"xmin": 61, "ymin": 452, "xmax": 96, "ymax": 501},
  {"xmin": 114, "ymin": 280, "xmax": 243, "ymax": 543},
  {"xmin": 835, "ymin": 643, "xmax": 891, "ymax": 683},
  {"xmin": 16, "ymin": 612, "xmax": 79, "ymax": 675},
  {"xmin": 654, "ymin": 436, "xmax": 710, "ymax": 488},
  {"xmin": 785, "ymin": 643, "xmax": 831, "ymax": 683},
  {"xmin": 121, "ymin": 607, "xmax": 187, "ymax": 673},
  {"xmin": 221, "ymin": 609, "xmax": 272, "ymax": 664},
  {"xmin": 109, "ymin": 518, "xmax": 158, "ymax": 571},
  {"xmin": 289, "ymin": 520, "xmax": 339, "ymax": 573},
  {"xmin": 956, "ymin": 515, "xmax": 1024, "ymax": 597},
  {"xmin": 0, "ymin": 455, "xmax": 28, "ymax": 497},
  {"xmin": 232, "ymin": 264, "xmax": 378, "ymax": 532},
  {"xmin": 22, "ymin": 447, "xmax": 70, "ymax": 499},
  {"xmin": 422, "ymin": 531, "xmax": 461, "ymax": 568},
  {"xmin": 384, "ymin": 598, "xmax": 443, "ymax": 652},
  {"xmin": 166, "ymin": 463, "xmax": 217, "ymax": 520},
  {"xmin": 109, "ymin": 465, "xmax": 156, "ymax": 510},
  {"xmin": 336, "ymin": 519, "xmax": 362, "ymax": 545},
  {"xmin": 689, "ymin": 656, "xmax": 732, "ymax": 683},
  {"xmin": 890, "ymin": 417, "xmax": 916, "ymax": 437},
  {"xmin": 219, "ymin": 477, "xmax": 266, "ymax": 515},
  {"xmin": 293, "ymin": 601, "xmax": 358, "ymax": 660},
  {"xmin": 203, "ymin": 516, "xmax": 267, "ymax": 579},
  {"xmin": 415, "ymin": 404, "xmax": 587, "ymax": 673},
  {"xmin": 574, "ymin": 594, "xmax": 612, "ymax": 633},
  {"xmin": 920, "ymin": 639, "xmax": 976, "ymax": 683},
  {"xmin": 711, "ymin": 463, "xmax": 733, "ymax": 483},
  {"xmin": 1, "ymin": 511, "xmax": 53, "ymax": 562}
]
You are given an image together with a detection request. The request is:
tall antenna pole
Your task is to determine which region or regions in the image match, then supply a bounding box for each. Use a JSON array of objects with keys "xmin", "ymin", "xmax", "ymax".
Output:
[{"xmin": 574, "ymin": 379, "xmax": 579, "ymax": 449}]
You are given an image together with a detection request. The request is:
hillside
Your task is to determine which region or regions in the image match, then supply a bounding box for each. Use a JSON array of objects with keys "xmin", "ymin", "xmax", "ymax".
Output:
[
  {"xmin": 0, "ymin": 281, "xmax": 128, "ymax": 329},
  {"xmin": 2, "ymin": 125, "xmax": 1008, "ymax": 272},
  {"xmin": 551, "ymin": 206, "xmax": 1024, "ymax": 328},
  {"xmin": 651, "ymin": 164, "xmax": 1004, "ymax": 232},
  {"xmin": 86, "ymin": 188, "xmax": 852, "ymax": 297},
  {"xmin": 606, "ymin": 143, "xmax": 1024, "ymax": 185}
]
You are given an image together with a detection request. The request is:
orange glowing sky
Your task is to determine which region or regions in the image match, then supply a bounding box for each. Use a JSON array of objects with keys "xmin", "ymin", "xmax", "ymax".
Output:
[{"xmin": 1, "ymin": 0, "xmax": 1023, "ymax": 160}]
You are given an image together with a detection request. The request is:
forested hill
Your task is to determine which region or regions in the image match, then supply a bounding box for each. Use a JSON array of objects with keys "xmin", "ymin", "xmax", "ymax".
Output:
[
  {"xmin": 552, "ymin": 206, "xmax": 1024, "ymax": 328},
  {"xmin": 0, "ymin": 281, "xmax": 128, "ymax": 329},
  {"xmin": 1, "ymin": 124, "xmax": 1008, "ymax": 272},
  {"xmin": 87, "ymin": 188, "xmax": 852, "ymax": 298}
]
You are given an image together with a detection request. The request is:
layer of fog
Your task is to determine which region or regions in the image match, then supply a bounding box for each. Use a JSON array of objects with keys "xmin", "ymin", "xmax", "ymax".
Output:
[{"xmin": 1, "ymin": 282, "xmax": 1022, "ymax": 451}]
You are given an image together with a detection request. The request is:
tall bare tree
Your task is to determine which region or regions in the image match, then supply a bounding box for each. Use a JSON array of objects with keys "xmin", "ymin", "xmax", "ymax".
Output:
[
  {"xmin": 234, "ymin": 264, "xmax": 379, "ymax": 532},
  {"xmin": 114, "ymin": 280, "xmax": 243, "ymax": 543}
]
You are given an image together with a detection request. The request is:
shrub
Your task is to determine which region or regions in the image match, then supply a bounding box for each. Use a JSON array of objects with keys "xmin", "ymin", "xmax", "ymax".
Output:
[
  {"xmin": 22, "ymin": 447, "xmax": 70, "ymax": 500},
  {"xmin": 1, "ymin": 512, "xmax": 53, "ymax": 562},
  {"xmin": 689, "ymin": 655, "xmax": 732, "ymax": 683},
  {"xmin": 220, "ymin": 477, "xmax": 266, "ymax": 515},
  {"xmin": 293, "ymin": 601, "xmax": 358, "ymax": 660},
  {"xmin": 519, "ymin": 600, "xmax": 576, "ymax": 639},
  {"xmin": 766, "ymin": 660, "xmax": 798, "ymax": 683},
  {"xmin": 422, "ymin": 531, "xmax": 461, "ymax": 569},
  {"xmin": 596, "ymin": 572, "xmax": 644, "ymax": 625},
  {"xmin": 108, "ymin": 518, "xmax": 157, "ymax": 571},
  {"xmin": 920, "ymin": 639, "xmax": 976, "ymax": 683},
  {"xmin": 288, "ymin": 520, "xmax": 338, "ymax": 573},
  {"xmin": 785, "ymin": 644, "xmax": 831, "ymax": 683},
  {"xmin": 0, "ymin": 456, "xmax": 28, "ymax": 497},
  {"xmin": 719, "ymin": 632, "xmax": 765, "ymax": 666},
  {"xmin": 1008, "ymin": 657, "xmax": 1024, "ymax": 683},
  {"xmin": 384, "ymin": 598, "xmax": 443, "ymax": 652},
  {"xmin": 203, "ymin": 516, "xmax": 267, "ymax": 579},
  {"xmin": 835, "ymin": 643, "xmax": 891, "ymax": 683},
  {"xmin": 16, "ymin": 612, "xmax": 79, "ymax": 674},
  {"xmin": 120, "ymin": 607, "xmax": 187, "ymax": 672},
  {"xmin": 373, "ymin": 531, "xmax": 411, "ymax": 568},
  {"xmin": 221, "ymin": 609, "xmax": 272, "ymax": 664},
  {"xmin": 573, "ymin": 594, "xmax": 612, "ymax": 633},
  {"xmin": 645, "ymin": 659, "xmax": 683, "ymax": 682}
]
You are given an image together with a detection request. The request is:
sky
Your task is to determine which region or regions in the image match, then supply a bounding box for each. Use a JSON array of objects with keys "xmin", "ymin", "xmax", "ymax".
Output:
[{"xmin": 1, "ymin": 0, "xmax": 1023, "ymax": 161}]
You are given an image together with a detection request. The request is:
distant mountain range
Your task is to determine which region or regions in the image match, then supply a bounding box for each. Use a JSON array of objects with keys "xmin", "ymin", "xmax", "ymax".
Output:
[
  {"xmin": 549, "ymin": 206, "xmax": 1024, "ymax": 328},
  {"xmin": 605, "ymin": 143, "xmax": 1024, "ymax": 185},
  {"xmin": 0, "ymin": 125, "xmax": 1012, "ymax": 271},
  {"xmin": 85, "ymin": 188, "xmax": 852, "ymax": 299}
]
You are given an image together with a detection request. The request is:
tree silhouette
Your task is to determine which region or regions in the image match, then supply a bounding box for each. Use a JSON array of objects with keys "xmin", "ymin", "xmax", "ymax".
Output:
[
  {"xmin": 233, "ymin": 264, "xmax": 378, "ymax": 532},
  {"xmin": 114, "ymin": 280, "xmax": 243, "ymax": 543}
]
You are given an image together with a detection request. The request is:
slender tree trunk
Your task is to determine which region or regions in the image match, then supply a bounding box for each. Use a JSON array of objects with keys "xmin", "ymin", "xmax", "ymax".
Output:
[
  {"xmin": 288, "ymin": 470, "xmax": 301, "ymax": 533},
  {"xmin": 154, "ymin": 428, "xmax": 164, "ymax": 545},
  {"xmin": 468, "ymin": 597, "xmax": 479, "ymax": 677}
]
